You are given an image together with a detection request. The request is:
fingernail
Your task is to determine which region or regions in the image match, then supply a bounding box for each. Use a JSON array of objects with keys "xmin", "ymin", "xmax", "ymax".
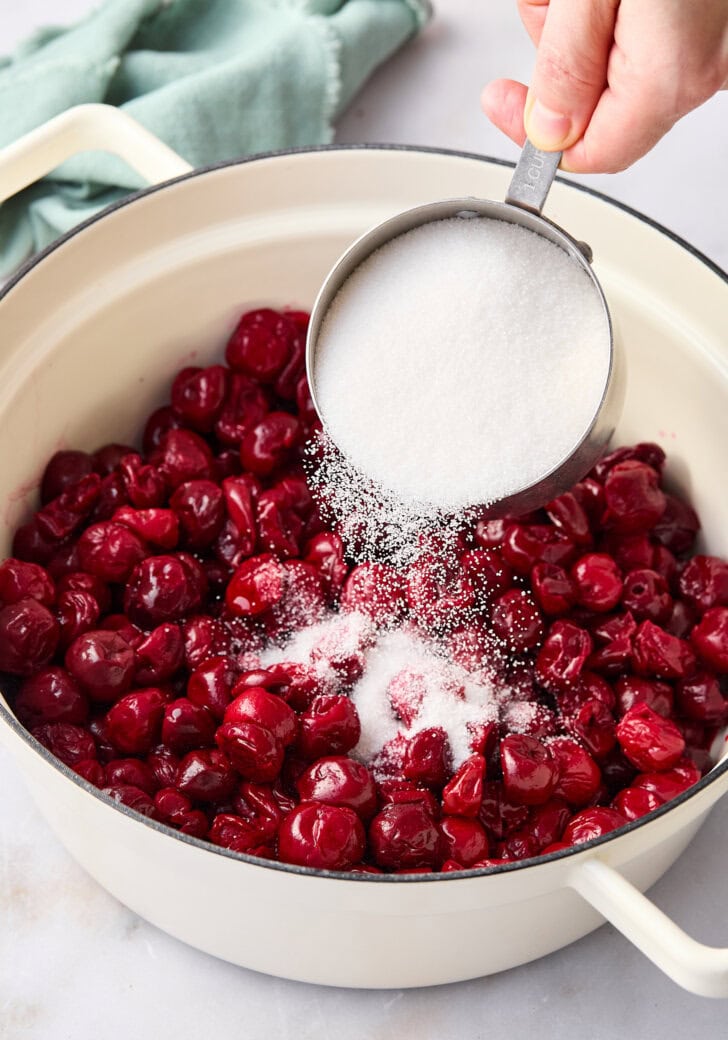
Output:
[{"xmin": 525, "ymin": 97, "xmax": 572, "ymax": 150}]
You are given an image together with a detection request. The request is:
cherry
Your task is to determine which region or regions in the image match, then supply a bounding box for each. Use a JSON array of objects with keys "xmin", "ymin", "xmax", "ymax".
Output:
[
  {"xmin": 502, "ymin": 524, "xmax": 577, "ymax": 574},
  {"xmin": 459, "ymin": 548, "xmax": 514, "ymax": 603},
  {"xmin": 499, "ymin": 734, "xmax": 558, "ymax": 806},
  {"xmin": 472, "ymin": 517, "xmax": 507, "ymax": 550},
  {"xmin": 556, "ymin": 670, "xmax": 615, "ymax": 717},
  {"xmin": 225, "ymin": 308, "xmax": 295, "ymax": 383},
  {"xmin": 32, "ymin": 722, "xmax": 96, "ymax": 766},
  {"xmin": 406, "ymin": 553, "xmax": 475, "ymax": 632},
  {"xmin": 224, "ymin": 685, "xmax": 297, "ymax": 746},
  {"xmin": 161, "ymin": 698, "xmax": 217, "ymax": 753},
  {"xmin": 675, "ymin": 671, "xmax": 727, "ymax": 723},
  {"xmin": 142, "ymin": 406, "xmax": 184, "ymax": 455},
  {"xmin": 102, "ymin": 784, "xmax": 158, "ymax": 819},
  {"xmin": 214, "ymin": 372, "xmax": 269, "ymax": 445},
  {"xmin": 56, "ymin": 589, "xmax": 100, "ymax": 649},
  {"xmin": 369, "ymin": 802, "xmax": 442, "ymax": 870},
  {"xmin": 147, "ymin": 745, "xmax": 180, "ymax": 789},
  {"xmin": 215, "ymin": 720, "xmax": 283, "ymax": 781},
  {"xmin": 134, "ymin": 622, "xmax": 184, "ymax": 684},
  {"xmin": 603, "ymin": 461, "xmax": 666, "ymax": 533},
  {"xmin": 124, "ymin": 553, "xmax": 207, "ymax": 628},
  {"xmin": 171, "ymin": 364, "xmax": 228, "ymax": 432},
  {"xmin": 14, "ymin": 667, "xmax": 88, "ymax": 727},
  {"xmin": 531, "ymin": 562, "xmax": 576, "ymax": 616},
  {"xmin": 535, "ymin": 620, "xmax": 592, "ymax": 693},
  {"xmin": 562, "ymin": 806, "xmax": 626, "ymax": 845},
  {"xmin": 571, "ymin": 699, "xmax": 617, "ymax": 760},
  {"xmin": 616, "ymin": 704, "xmax": 686, "ymax": 772},
  {"xmin": 631, "ymin": 759, "xmax": 701, "ymax": 802},
  {"xmin": 187, "ymin": 654, "xmax": 238, "ymax": 719},
  {"xmin": 297, "ymin": 695, "xmax": 361, "ymax": 760},
  {"xmin": 233, "ymin": 781, "xmax": 286, "ymax": 844},
  {"xmin": 690, "ymin": 607, "xmax": 728, "ymax": 671},
  {"xmin": 545, "ymin": 491, "xmax": 592, "ymax": 544},
  {"xmin": 303, "ymin": 531, "xmax": 348, "ymax": 599},
  {"xmin": 588, "ymin": 611, "xmax": 637, "ymax": 676},
  {"xmin": 592, "ymin": 442, "xmax": 666, "ymax": 482},
  {"xmin": 112, "ymin": 507, "xmax": 178, "ymax": 551},
  {"xmin": 106, "ymin": 758, "xmax": 158, "ymax": 796},
  {"xmin": 632, "ymin": 620, "xmax": 696, "ymax": 679},
  {"xmin": 154, "ymin": 787, "xmax": 194, "ymax": 823},
  {"xmin": 56, "ymin": 571, "xmax": 111, "ymax": 614},
  {"xmin": 73, "ymin": 759, "xmax": 106, "ymax": 787},
  {"xmin": 601, "ymin": 532, "xmax": 654, "ymax": 574},
  {"xmin": 496, "ymin": 833, "xmax": 540, "ymax": 861},
  {"xmin": 440, "ymin": 816, "xmax": 489, "ymax": 866},
  {"xmin": 12, "ymin": 517, "xmax": 60, "ymax": 565},
  {"xmin": 240, "ymin": 413, "xmax": 299, "ymax": 477},
  {"xmin": 478, "ymin": 781, "xmax": 530, "ymax": 840},
  {"xmin": 296, "ymin": 755, "xmax": 378, "ymax": 820},
  {"xmin": 255, "ymin": 488, "xmax": 303, "ymax": 559},
  {"xmin": 221, "ymin": 476, "xmax": 258, "ymax": 551},
  {"xmin": 262, "ymin": 661, "xmax": 329, "ymax": 712},
  {"xmin": 571, "ymin": 553, "xmax": 622, "ymax": 612},
  {"xmin": 621, "ymin": 568, "xmax": 672, "ymax": 624},
  {"xmin": 613, "ymin": 786, "xmax": 663, "ymax": 821},
  {"xmin": 225, "ymin": 553, "xmax": 283, "ymax": 616},
  {"xmin": 615, "ymin": 676, "xmax": 673, "ymax": 718},
  {"xmin": 176, "ymin": 748, "xmax": 236, "ymax": 803},
  {"xmin": 106, "ymin": 688, "xmax": 167, "ymax": 755},
  {"xmin": 150, "ymin": 428, "xmax": 213, "ymax": 489},
  {"xmin": 0, "ymin": 598, "xmax": 59, "ymax": 675},
  {"xmin": 403, "ymin": 727, "xmax": 451, "ymax": 789},
  {"xmin": 0, "ymin": 558, "xmax": 55, "ymax": 607},
  {"xmin": 653, "ymin": 494, "xmax": 700, "ymax": 555},
  {"xmin": 572, "ymin": 477, "xmax": 605, "ymax": 523},
  {"xmin": 119, "ymin": 454, "xmax": 166, "ymax": 509},
  {"xmin": 40, "ymin": 450, "xmax": 94, "ymax": 504},
  {"xmin": 278, "ymin": 802, "xmax": 365, "ymax": 870},
  {"xmin": 526, "ymin": 798, "xmax": 573, "ymax": 851},
  {"xmin": 491, "ymin": 589, "xmax": 544, "ymax": 653},
  {"xmin": 78, "ymin": 522, "xmax": 147, "ymax": 583}
]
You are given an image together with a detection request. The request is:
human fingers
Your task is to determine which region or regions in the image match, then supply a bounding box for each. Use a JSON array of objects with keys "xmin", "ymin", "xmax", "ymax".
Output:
[
  {"xmin": 524, "ymin": 0, "xmax": 618, "ymax": 152},
  {"xmin": 516, "ymin": 0, "xmax": 549, "ymax": 47},
  {"xmin": 480, "ymin": 79, "xmax": 528, "ymax": 147}
]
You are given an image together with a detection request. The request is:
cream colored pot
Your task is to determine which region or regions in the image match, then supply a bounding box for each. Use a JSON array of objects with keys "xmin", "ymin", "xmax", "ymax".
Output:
[{"xmin": 0, "ymin": 105, "xmax": 727, "ymax": 995}]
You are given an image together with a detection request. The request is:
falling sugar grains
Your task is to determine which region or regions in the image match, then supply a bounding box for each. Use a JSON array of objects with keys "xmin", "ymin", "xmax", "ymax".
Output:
[{"xmin": 314, "ymin": 217, "xmax": 610, "ymax": 519}]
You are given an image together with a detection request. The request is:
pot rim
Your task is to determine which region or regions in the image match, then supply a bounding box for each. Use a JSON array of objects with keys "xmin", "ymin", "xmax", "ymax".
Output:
[{"xmin": 1, "ymin": 142, "xmax": 727, "ymax": 883}]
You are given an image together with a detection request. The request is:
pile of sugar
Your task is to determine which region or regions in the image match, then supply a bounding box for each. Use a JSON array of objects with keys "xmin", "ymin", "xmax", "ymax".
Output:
[
  {"xmin": 261, "ymin": 612, "xmax": 503, "ymax": 776},
  {"xmin": 315, "ymin": 216, "xmax": 609, "ymax": 513}
]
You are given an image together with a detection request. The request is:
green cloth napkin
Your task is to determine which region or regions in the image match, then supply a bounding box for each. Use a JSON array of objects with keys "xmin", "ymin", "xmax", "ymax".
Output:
[{"xmin": 0, "ymin": 0, "xmax": 430, "ymax": 276}]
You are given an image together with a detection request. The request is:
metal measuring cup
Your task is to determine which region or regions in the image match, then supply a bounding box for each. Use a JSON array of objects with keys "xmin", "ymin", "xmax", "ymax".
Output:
[{"xmin": 305, "ymin": 141, "xmax": 624, "ymax": 517}]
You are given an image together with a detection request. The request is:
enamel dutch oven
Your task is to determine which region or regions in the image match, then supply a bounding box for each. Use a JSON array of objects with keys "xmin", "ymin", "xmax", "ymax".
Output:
[{"xmin": 1, "ymin": 105, "xmax": 727, "ymax": 996}]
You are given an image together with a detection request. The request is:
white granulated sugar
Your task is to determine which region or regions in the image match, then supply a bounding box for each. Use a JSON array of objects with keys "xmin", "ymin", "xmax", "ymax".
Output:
[
  {"xmin": 349, "ymin": 628, "xmax": 499, "ymax": 770},
  {"xmin": 264, "ymin": 613, "xmax": 501, "ymax": 774},
  {"xmin": 315, "ymin": 217, "xmax": 609, "ymax": 512}
]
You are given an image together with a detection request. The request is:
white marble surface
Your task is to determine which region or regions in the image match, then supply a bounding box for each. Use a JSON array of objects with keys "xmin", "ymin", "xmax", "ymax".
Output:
[{"xmin": 2, "ymin": 2, "xmax": 728, "ymax": 1036}]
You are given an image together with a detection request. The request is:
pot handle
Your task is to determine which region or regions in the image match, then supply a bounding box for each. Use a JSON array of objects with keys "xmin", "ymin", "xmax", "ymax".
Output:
[
  {"xmin": 570, "ymin": 857, "xmax": 728, "ymax": 998},
  {"xmin": 0, "ymin": 103, "xmax": 192, "ymax": 206}
]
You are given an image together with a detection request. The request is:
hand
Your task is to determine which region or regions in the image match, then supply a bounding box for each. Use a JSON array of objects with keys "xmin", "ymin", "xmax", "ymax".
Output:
[{"xmin": 482, "ymin": 0, "xmax": 728, "ymax": 173}]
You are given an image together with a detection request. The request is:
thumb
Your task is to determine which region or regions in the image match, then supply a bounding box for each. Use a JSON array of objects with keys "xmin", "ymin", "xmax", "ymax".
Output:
[{"xmin": 525, "ymin": 0, "xmax": 618, "ymax": 152}]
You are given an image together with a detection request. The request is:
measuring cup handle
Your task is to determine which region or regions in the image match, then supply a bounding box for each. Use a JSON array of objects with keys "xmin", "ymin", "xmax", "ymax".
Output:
[{"xmin": 505, "ymin": 140, "xmax": 562, "ymax": 214}]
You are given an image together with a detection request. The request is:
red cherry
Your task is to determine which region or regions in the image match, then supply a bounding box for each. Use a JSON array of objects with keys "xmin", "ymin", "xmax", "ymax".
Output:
[
  {"xmin": 369, "ymin": 802, "xmax": 442, "ymax": 870},
  {"xmin": 616, "ymin": 704, "xmax": 686, "ymax": 772},
  {"xmin": 500, "ymin": 734, "xmax": 558, "ymax": 806},
  {"xmin": 296, "ymin": 756, "xmax": 378, "ymax": 820},
  {"xmin": 278, "ymin": 802, "xmax": 365, "ymax": 870}
]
